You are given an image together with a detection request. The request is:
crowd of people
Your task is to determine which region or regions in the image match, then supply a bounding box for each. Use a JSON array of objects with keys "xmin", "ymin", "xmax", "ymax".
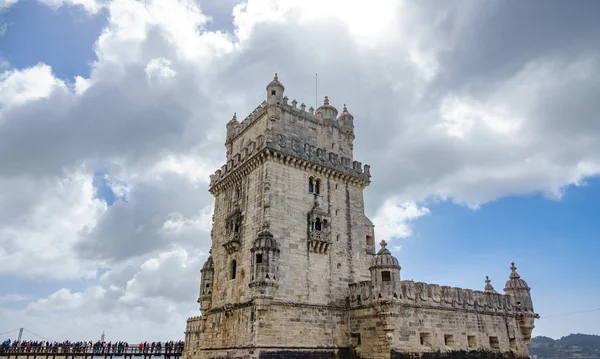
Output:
[{"xmin": 0, "ymin": 339, "xmax": 185, "ymax": 354}]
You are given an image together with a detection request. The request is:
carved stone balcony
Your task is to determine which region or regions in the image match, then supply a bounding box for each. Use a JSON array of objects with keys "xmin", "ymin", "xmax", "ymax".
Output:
[
  {"xmin": 309, "ymin": 231, "xmax": 331, "ymax": 254},
  {"xmin": 223, "ymin": 233, "xmax": 241, "ymax": 254}
]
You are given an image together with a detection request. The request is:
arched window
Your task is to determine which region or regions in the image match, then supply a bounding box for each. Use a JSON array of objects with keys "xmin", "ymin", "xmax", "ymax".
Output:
[
  {"xmin": 315, "ymin": 218, "xmax": 322, "ymax": 231},
  {"xmin": 308, "ymin": 177, "xmax": 314, "ymax": 193},
  {"xmin": 315, "ymin": 179, "xmax": 321, "ymax": 195},
  {"xmin": 323, "ymin": 219, "xmax": 328, "ymax": 230},
  {"xmin": 234, "ymin": 221, "xmax": 239, "ymax": 233},
  {"xmin": 230, "ymin": 260, "xmax": 237, "ymax": 279},
  {"xmin": 234, "ymin": 188, "xmax": 240, "ymax": 200}
]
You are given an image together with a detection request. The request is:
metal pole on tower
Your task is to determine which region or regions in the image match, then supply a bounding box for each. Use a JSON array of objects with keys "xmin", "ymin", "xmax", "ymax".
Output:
[
  {"xmin": 17, "ymin": 328, "xmax": 23, "ymax": 341},
  {"xmin": 315, "ymin": 73, "xmax": 318, "ymax": 110}
]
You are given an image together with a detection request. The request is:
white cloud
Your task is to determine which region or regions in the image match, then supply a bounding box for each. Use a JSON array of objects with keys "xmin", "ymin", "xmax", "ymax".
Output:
[
  {"xmin": 372, "ymin": 199, "xmax": 430, "ymax": 243},
  {"xmin": 0, "ymin": 171, "xmax": 106, "ymax": 280},
  {"xmin": 0, "ymin": 64, "xmax": 66, "ymax": 108},
  {"xmin": 0, "ymin": 0, "xmax": 17, "ymax": 10}
]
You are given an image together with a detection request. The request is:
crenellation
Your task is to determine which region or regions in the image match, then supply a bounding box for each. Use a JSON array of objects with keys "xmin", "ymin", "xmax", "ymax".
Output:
[{"xmin": 186, "ymin": 75, "xmax": 538, "ymax": 359}]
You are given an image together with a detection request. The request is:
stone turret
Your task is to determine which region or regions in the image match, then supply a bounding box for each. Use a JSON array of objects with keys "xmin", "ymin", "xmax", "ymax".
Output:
[
  {"xmin": 338, "ymin": 104, "xmax": 354, "ymax": 135},
  {"xmin": 504, "ymin": 262, "xmax": 537, "ymax": 342},
  {"xmin": 225, "ymin": 113, "xmax": 240, "ymax": 158},
  {"xmin": 198, "ymin": 250, "xmax": 214, "ymax": 313},
  {"xmin": 266, "ymin": 73, "xmax": 285, "ymax": 105},
  {"xmin": 250, "ymin": 223, "xmax": 280, "ymax": 296},
  {"xmin": 504, "ymin": 262, "xmax": 533, "ymax": 312},
  {"xmin": 369, "ymin": 240, "xmax": 402, "ymax": 301},
  {"xmin": 315, "ymin": 96, "xmax": 338, "ymax": 121}
]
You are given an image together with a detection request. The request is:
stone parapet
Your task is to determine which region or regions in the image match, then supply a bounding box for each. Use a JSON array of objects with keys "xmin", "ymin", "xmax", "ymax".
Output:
[{"xmin": 349, "ymin": 280, "xmax": 518, "ymax": 315}]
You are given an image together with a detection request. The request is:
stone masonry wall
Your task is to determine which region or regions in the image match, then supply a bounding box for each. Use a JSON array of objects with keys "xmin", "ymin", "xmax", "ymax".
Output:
[
  {"xmin": 349, "ymin": 305, "xmax": 528, "ymax": 359},
  {"xmin": 267, "ymin": 160, "xmax": 372, "ymax": 305},
  {"xmin": 256, "ymin": 303, "xmax": 348, "ymax": 348}
]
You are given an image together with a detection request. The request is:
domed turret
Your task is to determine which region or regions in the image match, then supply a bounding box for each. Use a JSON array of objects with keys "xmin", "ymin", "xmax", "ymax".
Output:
[
  {"xmin": 266, "ymin": 73, "xmax": 285, "ymax": 105},
  {"xmin": 504, "ymin": 262, "xmax": 533, "ymax": 311},
  {"xmin": 369, "ymin": 240, "xmax": 402, "ymax": 301},
  {"xmin": 226, "ymin": 113, "xmax": 240, "ymax": 142},
  {"xmin": 250, "ymin": 223, "xmax": 280, "ymax": 293},
  {"xmin": 337, "ymin": 104, "xmax": 354, "ymax": 134},
  {"xmin": 199, "ymin": 250, "xmax": 214, "ymax": 313},
  {"xmin": 504, "ymin": 262, "xmax": 537, "ymax": 342},
  {"xmin": 315, "ymin": 96, "xmax": 338, "ymax": 121}
]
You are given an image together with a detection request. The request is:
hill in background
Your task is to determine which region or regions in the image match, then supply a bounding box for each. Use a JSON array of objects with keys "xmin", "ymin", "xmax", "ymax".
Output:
[{"xmin": 531, "ymin": 334, "xmax": 600, "ymax": 358}]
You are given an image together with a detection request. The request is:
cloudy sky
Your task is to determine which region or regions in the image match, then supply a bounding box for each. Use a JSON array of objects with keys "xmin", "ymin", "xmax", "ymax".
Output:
[{"xmin": 1, "ymin": 0, "xmax": 599, "ymax": 342}]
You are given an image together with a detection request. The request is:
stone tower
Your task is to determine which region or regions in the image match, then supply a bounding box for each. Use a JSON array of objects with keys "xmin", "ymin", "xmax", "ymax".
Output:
[{"xmin": 186, "ymin": 74, "xmax": 374, "ymax": 357}]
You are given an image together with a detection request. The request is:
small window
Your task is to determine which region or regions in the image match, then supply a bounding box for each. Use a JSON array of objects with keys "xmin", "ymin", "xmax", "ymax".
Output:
[
  {"xmin": 315, "ymin": 179, "xmax": 321, "ymax": 195},
  {"xmin": 335, "ymin": 209, "xmax": 339, "ymax": 216},
  {"xmin": 308, "ymin": 178, "xmax": 314, "ymax": 193},
  {"xmin": 336, "ymin": 234, "xmax": 340, "ymax": 241},
  {"xmin": 489, "ymin": 336, "xmax": 499, "ymax": 350},
  {"xmin": 420, "ymin": 333, "xmax": 431, "ymax": 346},
  {"xmin": 350, "ymin": 332, "xmax": 361, "ymax": 346},
  {"xmin": 315, "ymin": 218, "xmax": 322, "ymax": 231},
  {"xmin": 468, "ymin": 335, "xmax": 476, "ymax": 348},
  {"xmin": 234, "ymin": 188, "xmax": 240, "ymax": 199},
  {"xmin": 381, "ymin": 271, "xmax": 391, "ymax": 282},
  {"xmin": 271, "ymin": 90, "xmax": 276, "ymax": 96},
  {"xmin": 335, "ymin": 183, "xmax": 338, "ymax": 189},
  {"xmin": 366, "ymin": 235, "xmax": 374, "ymax": 246},
  {"xmin": 230, "ymin": 260, "xmax": 237, "ymax": 279},
  {"xmin": 337, "ymin": 263, "xmax": 341, "ymax": 270},
  {"xmin": 444, "ymin": 334, "xmax": 455, "ymax": 347},
  {"xmin": 256, "ymin": 254, "xmax": 263, "ymax": 264},
  {"xmin": 509, "ymin": 338, "xmax": 516, "ymax": 350}
]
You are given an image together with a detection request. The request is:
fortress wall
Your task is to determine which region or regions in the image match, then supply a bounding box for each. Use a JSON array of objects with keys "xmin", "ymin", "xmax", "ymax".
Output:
[
  {"xmin": 349, "ymin": 305, "xmax": 529, "ymax": 359},
  {"xmin": 256, "ymin": 303, "xmax": 348, "ymax": 348}
]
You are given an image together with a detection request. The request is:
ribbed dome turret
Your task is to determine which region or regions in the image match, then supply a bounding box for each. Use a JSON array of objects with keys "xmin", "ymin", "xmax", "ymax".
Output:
[
  {"xmin": 338, "ymin": 104, "xmax": 354, "ymax": 121},
  {"xmin": 504, "ymin": 262, "xmax": 529, "ymax": 290},
  {"xmin": 370, "ymin": 240, "xmax": 400, "ymax": 270},
  {"xmin": 315, "ymin": 96, "xmax": 338, "ymax": 120},
  {"xmin": 267, "ymin": 73, "xmax": 284, "ymax": 91},
  {"xmin": 252, "ymin": 224, "xmax": 280, "ymax": 252},
  {"xmin": 201, "ymin": 252, "xmax": 213, "ymax": 272}
]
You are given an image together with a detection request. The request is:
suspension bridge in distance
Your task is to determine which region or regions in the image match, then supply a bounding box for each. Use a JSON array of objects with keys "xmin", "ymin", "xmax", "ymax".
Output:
[{"xmin": 0, "ymin": 328, "xmax": 184, "ymax": 359}]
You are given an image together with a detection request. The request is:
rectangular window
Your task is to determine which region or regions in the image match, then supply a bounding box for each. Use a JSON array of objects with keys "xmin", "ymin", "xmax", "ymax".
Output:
[
  {"xmin": 366, "ymin": 235, "xmax": 374, "ymax": 246},
  {"xmin": 468, "ymin": 335, "xmax": 476, "ymax": 349},
  {"xmin": 420, "ymin": 333, "xmax": 431, "ymax": 347},
  {"xmin": 382, "ymin": 271, "xmax": 391, "ymax": 282},
  {"xmin": 444, "ymin": 334, "xmax": 455, "ymax": 347},
  {"xmin": 256, "ymin": 254, "xmax": 263, "ymax": 264},
  {"xmin": 350, "ymin": 332, "xmax": 361, "ymax": 346},
  {"xmin": 489, "ymin": 336, "xmax": 499, "ymax": 350}
]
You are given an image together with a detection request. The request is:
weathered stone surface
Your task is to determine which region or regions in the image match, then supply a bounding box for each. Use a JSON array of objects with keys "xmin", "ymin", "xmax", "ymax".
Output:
[{"xmin": 184, "ymin": 75, "xmax": 538, "ymax": 359}]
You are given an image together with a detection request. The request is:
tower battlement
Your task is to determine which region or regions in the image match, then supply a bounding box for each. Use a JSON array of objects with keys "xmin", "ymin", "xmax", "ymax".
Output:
[{"xmin": 185, "ymin": 75, "xmax": 538, "ymax": 359}]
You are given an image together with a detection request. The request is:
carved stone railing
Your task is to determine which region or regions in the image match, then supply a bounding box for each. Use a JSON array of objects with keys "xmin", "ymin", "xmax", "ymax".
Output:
[
  {"xmin": 223, "ymin": 233, "xmax": 241, "ymax": 254},
  {"xmin": 309, "ymin": 231, "xmax": 331, "ymax": 254},
  {"xmin": 348, "ymin": 280, "xmax": 524, "ymax": 316}
]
